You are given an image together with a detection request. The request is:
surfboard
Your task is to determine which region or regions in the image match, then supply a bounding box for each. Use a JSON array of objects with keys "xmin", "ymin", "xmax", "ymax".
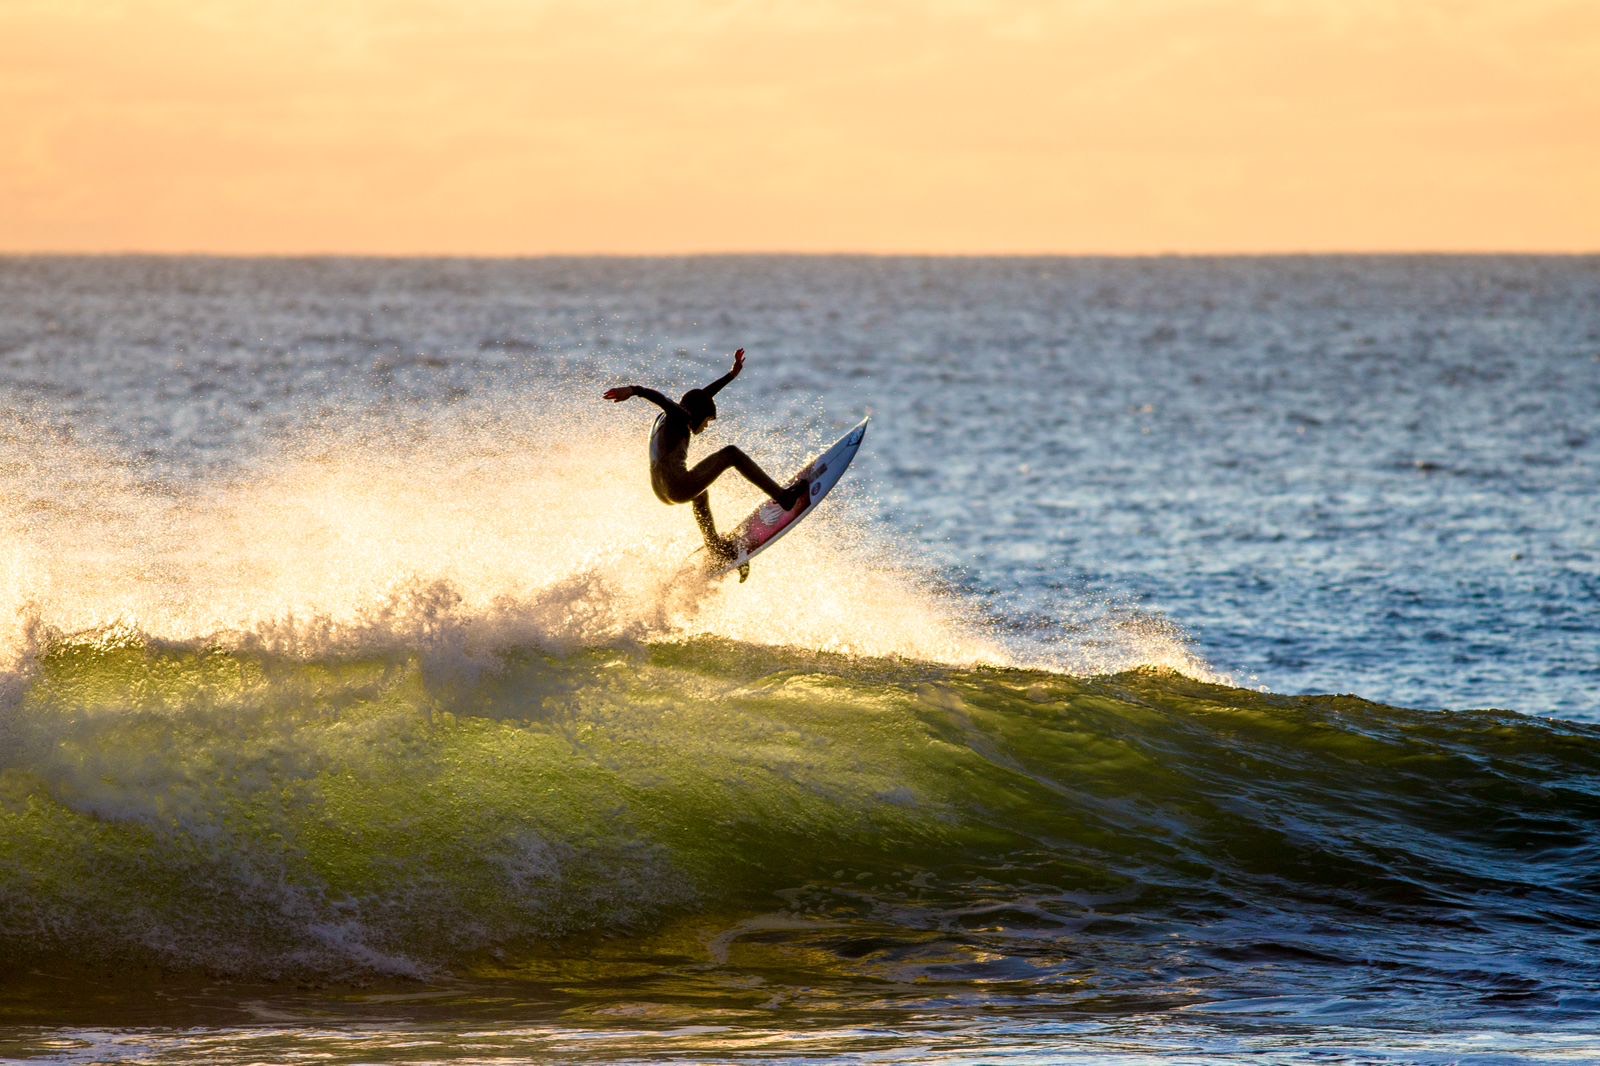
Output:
[{"xmin": 701, "ymin": 416, "xmax": 869, "ymax": 580}]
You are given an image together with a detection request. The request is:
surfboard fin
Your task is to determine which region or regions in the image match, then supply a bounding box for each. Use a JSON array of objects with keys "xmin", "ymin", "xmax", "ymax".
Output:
[{"xmin": 737, "ymin": 563, "xmax": 750, "ymax": 582}]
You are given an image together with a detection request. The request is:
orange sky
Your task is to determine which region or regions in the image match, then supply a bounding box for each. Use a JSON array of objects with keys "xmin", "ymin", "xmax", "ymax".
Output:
[{"xmin": 2, "ymin": 0, "xmax": 1596, "ymax": 254}]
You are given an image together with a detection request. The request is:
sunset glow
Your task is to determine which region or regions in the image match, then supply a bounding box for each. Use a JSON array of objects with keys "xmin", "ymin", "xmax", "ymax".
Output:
[{"xmin": 3, "ymin": 0, "xmax": 1596, "ymax": 254}]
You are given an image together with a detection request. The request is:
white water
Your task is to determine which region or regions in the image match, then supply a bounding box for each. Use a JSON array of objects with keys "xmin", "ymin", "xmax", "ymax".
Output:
[{"xmin": 0, "ymin": 397, "xmax": 1219, "ymax": 680}]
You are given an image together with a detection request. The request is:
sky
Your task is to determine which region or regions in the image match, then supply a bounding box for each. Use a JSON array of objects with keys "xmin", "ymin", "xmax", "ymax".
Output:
[{"xmin": 2, "ymin": 0, "xmax": 1597, "ymax": 255}]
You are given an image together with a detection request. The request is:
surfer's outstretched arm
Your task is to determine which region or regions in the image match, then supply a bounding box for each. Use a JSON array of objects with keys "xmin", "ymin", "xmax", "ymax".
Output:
[
  {"xmin": 602, "ymin": 385, "xmax": 688, "ymax": 420},
  {"xmin": 702, "ymin": 347, "xmax": 744, "ymax": 398}
]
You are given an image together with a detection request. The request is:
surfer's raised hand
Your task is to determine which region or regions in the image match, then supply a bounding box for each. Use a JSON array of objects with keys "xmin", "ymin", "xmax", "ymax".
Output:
[
  {"xmin": 603, "ymin": 386, "xmax": 634, "ymax": 402},
  {"xmin": 730, "ymin": 348, "xmax": 745, "ymax": 376}
]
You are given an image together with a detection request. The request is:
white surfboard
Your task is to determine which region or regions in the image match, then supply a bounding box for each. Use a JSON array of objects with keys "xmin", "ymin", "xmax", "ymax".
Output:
[{"xmin": 701, "ymin": 416, "xmax": 869, "ymax": 579}]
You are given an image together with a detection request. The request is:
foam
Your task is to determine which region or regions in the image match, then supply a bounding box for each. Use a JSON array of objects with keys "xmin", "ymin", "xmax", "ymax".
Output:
[{"xmin": 0, "ymin": 393, "xmax": 1221, "ymax": 680}]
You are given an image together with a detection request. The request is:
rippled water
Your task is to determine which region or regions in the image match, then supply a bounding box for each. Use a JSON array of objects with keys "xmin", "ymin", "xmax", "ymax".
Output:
[
  {"xmin": 3, "ymin": 255, "xmax": 1594, "ymax": 714},
  {"xmin": 1, "ymin": 256, "xmax": 1596, "ymax": 1062}
]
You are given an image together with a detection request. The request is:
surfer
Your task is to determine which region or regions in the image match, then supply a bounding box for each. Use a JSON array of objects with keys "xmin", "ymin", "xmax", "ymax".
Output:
[{"xmin": 603, "ymin": 348, "xmax": 807, "ymax": 563}]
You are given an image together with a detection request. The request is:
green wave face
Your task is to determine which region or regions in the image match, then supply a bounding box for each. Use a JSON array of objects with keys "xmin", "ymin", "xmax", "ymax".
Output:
[{"xmin": 4, "ymin": 637, "xmax": 1599, "ymax": 999}]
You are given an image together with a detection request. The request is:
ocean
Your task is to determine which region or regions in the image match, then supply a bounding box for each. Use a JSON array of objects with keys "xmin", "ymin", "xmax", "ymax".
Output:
[{"xmin": 0, "ymin": 255, "xmax": 1596, "ymax": 1063}]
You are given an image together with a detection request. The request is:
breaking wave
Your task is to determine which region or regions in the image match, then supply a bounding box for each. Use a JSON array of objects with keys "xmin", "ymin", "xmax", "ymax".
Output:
[
  {"xmin": 4, "ymin": 636, "xmax": 1598, "ymax": 987},
  {"xmin": 7, "ymin": 395, "xmax": 1592, "ymax": 1004}
]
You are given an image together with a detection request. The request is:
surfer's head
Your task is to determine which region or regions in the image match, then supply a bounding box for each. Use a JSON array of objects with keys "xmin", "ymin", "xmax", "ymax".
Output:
[{"xmin": 680, "ymin": 389, "xmax": 716, "ymax": 432}]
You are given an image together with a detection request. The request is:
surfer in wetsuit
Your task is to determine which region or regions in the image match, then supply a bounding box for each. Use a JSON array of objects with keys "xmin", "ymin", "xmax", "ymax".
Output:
[{"xmin": 604, "ymin": 348, "xmax": 807, "ymax": 564}]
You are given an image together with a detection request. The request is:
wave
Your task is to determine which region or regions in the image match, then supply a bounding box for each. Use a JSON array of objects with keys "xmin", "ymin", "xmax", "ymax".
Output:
[
  {"xmin": 5, "ymin": 397, "xmax": 1592, "ymax": 995},
  {"xmin": 3, "ymin": 633, "xmax": 1598, "ymax": 983}
]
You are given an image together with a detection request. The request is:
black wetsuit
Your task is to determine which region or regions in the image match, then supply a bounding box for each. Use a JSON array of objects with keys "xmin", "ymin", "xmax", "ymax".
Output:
[{"xmin": 624, "ymin": 375, "xmax": 796, "ymax": 556}]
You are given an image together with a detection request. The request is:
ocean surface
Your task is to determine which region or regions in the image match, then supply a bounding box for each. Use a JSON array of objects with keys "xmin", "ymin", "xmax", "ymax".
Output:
[{"xmin": 0, "ymin": 255, "xmax": 1596, "ymax": 1063}]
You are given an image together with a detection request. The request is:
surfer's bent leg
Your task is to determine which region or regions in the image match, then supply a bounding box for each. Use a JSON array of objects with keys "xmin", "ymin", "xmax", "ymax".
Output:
[
  {"xmin": 691, "ymin": 493, "xmax": 734, "ymax": 560},
  {"xmin": 680, "ymin": 446, "xmax": 799, "ymax": 508}
]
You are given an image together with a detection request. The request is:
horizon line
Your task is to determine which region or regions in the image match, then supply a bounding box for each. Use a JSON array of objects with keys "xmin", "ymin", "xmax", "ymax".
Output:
[{"xmin": 3, "ymin": 248, "xmax": 1598, "ymax": 260}]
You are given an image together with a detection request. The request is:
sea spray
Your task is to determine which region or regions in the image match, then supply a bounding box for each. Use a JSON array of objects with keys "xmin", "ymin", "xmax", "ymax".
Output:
[{"xmin": 0, "ymin": 396, "xmax": 1218, "ymax": 678}]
